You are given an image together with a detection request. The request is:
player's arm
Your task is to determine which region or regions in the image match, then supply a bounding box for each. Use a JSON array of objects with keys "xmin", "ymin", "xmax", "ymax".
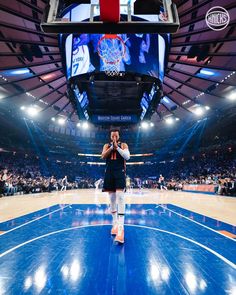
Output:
[
  {"xmin": 101, "ymin": 143, "xmax": 113, "ymax": 159},
  {"xmin": 78, "ymin": 34, "xmax": 89, "ymax": 45},
  {"xmin": 117, "ymin": 143, "xmax": 130, "ymax": 161}
]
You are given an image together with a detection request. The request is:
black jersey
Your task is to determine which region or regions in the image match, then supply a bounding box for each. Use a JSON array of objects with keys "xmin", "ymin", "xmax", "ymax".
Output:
[
  {"xmin": 103, "ymin": 142, "xmax": 126, "ymax": 191},
  {"xmin": 105, "ymin": 142, "xmax": 126, "ymax": 172}
]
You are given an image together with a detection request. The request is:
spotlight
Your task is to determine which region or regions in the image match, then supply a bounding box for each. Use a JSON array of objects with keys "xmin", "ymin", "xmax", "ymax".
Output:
[
  {"xmin": 165, "ymin": 117, "xmax": 174, "ymax": 124},
  {"xmin": 77, "ymin": 122, "xmax": 81, "ymax": 128},
  {"xmin": 27, "ymin": 106, "xmax": 38, "ymax": 117},
  {"xmin": 141, "ymin": 121, "xmax": 149, "ymax": 129},
  {"xmin": 150, "ymin": 122, "xmax": 154, "ymax": 127},
  {"xmin": 200, "ymin": 69, "xmax": 214, "ymax": 76},
  {"xmin": 51, "ymin": 117, "xmax": 55, "ymax": 121},
  {"xmin": 194, "ymin": 107, "xmax": 204, "ymax": 116},
  {"xmin": 228, "ymin": 91, "xmax": 236, "ymax": 100},
  {"xmin": 20, "ymin": 106, "xmax": 26, "ymax": 110},
  {"xmin": 58, "ymin": 118, "xmax": 66, "ymax": 125},
  {"xmin": 205, "ymin": 106, "xmax": 210, "ymax": 110},
  {"xmin": 11, "ymin": 69, "xmax": 30, "ymax": 75},
  {"xmin": 175, "ymin": 117, "xmax": 180, "ymax": 121},
  {"xmin": 82, "ymin": 121, "xmax": 89, "ymax": 129}
]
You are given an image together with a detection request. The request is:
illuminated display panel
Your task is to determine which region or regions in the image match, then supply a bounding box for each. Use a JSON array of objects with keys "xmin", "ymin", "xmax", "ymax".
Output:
[
  {"xmin": 65, "ymin": 33, "xmax": 168, "ymax": 81},
  {"xmin": 61, "ymin": 5, "xmax": 170, "ymax": 81}
]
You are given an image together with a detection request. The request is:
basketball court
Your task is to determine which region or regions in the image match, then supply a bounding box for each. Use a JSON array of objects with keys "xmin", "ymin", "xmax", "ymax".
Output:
[{"xmin": 0, "ymin": 190, "xmax": 235, "ymax": 294}]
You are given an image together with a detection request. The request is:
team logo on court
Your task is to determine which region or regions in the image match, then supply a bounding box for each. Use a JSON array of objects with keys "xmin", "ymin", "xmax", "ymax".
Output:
[{"xmin": 205, "ymin": 6, "xmax": 230, "ymax": 31}]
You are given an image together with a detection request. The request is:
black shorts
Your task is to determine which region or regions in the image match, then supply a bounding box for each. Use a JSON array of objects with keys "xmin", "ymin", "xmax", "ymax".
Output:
[{"xmin": 103, "ymin": 168, "xmax": 126, "ymax": 192}]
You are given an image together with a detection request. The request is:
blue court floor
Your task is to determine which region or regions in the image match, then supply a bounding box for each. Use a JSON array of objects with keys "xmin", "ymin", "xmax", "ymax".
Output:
[{"xmin": 0, "ymin": 203, "xmax": 235, "ymax": 294}]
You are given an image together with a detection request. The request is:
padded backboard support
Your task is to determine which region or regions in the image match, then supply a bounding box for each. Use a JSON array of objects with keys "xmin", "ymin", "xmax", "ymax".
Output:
[{"xmin": 100, "ymin": 0, "xmax": 120, "ymax": 22}]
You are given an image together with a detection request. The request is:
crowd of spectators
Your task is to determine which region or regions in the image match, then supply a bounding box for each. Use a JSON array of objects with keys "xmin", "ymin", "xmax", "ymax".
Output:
[
  {"xmin": 166, "ymin": 154, "xmax": 236, "ymax": 196},
  {"xmin": 0, "ymin": 150, "xmax": 235, "ymax": 197},
  {"xmin": 0, "ymin": 154, "xmax": 95, "ymax": 197},
  {"xmin": 130, "ymin": 155, "xmax": 236, "ymax": 196},
  {"xmin": 0, "ymin": 168, "xmax": 94, "ymax": 197}
]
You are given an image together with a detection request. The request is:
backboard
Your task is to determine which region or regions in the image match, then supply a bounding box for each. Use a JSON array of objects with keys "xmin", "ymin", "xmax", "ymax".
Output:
[{"xmin": 41, "ymin": 0, "xmax": 179, "ymax": 34}]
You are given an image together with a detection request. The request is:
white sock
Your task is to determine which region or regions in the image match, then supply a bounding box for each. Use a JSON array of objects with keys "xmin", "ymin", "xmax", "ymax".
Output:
[
  {"xmin": 109, "ymin": 192, "xmax": 117, "ymax": 226},
  {"xmin": 112, "ymin": 211, "xmax": 117, "ymax": 226},
  {"xmin": 116, "ymin": 191, "xmax": 125, "ymax": 234},
  {"xmin": 118, "ymin": 214, "xmax": 125, "ymax": 234}
]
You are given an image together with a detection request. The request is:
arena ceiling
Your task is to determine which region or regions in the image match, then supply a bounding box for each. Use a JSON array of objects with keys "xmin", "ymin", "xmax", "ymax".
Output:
[{"xmin": 0, "ymin": 0, "xmax": 236, "ymax": 127}]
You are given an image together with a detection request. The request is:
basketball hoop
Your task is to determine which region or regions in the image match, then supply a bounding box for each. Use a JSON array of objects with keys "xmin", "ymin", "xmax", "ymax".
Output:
[{"xmin": 97, "ymin": 34, "xmax": 126, "ymax": 76}]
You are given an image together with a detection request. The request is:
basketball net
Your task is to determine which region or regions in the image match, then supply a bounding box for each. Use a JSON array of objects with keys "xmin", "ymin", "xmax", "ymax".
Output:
[{"xmin": 97, "ymin": 34, "xmax": 126, "ymax": 76}]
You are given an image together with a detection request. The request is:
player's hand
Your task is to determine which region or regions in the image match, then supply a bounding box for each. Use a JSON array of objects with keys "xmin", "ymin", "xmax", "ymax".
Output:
[{"xmin": 113, "ymin": 140, "xmax": 118, "ymax": 150}]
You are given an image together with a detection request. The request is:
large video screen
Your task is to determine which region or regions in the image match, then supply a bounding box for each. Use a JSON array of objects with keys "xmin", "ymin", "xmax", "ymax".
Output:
[{"xmin": 65, "ymin": 33, "xmax": 168, "ymax": 81}]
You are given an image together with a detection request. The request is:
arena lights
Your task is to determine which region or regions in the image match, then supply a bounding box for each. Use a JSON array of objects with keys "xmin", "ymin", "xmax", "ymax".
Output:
[
  {"xmin": 165, "ymin": 117, "xmax": 174, "ymax": 125},
  {"xmin": 141, "ymin": 121, "xmax": 149, "ymax": 129},
  {"xmin": 183, "ymin": 100, "xmax": 191, "ymax": 105},
  {"xmin": 76, "ymin": 121, "xmax": 90, "ymax": 129},
  {"xmin": 164, "ymin": 116, "xmax": 180, "ymax": 124},
  {"xmin": 200, "ymin": 69, "xmax": 215, "ymax": 76},
  {"xmin": 228, "ymin": 91, "xmax": 236, "ymax": 101},
  {"xmin": 21, "ymin": 105, "xmax": 39, "ymax": 117},
  {"xmin": 58, "ymin": 118, "xmax": 66, "ymax": 125},
  {"xmin": 193, "ymin": 104, "xmax": 210, "ymax": 116},
  {"xmin": 194, "ymin": 107, "xmax": 204, "ymax": 116},
  {"xmin": 220, "ymin": 71, "xmax": 235, "ymax": 84},
  {"xmin": 51, "ymin": 117, "xmax": 55, "ymax": 121},
  {"xmin": 140, "ymin": 121, "xmax": 154, "ymax": 129},
  {"xmin": 82, "ymin": 121, "xmax": 89, "ymax": 129},
  {"xmin": 0, "ymin": 75, "xmax": 7, "ymax": 82},
  {"xmin": 11, "ymin": 69, "xmax": 30, "ymax": 75},
  {"xmin": 27, "ymin": 106, "xmax": 39, "ymax": 117},
  {"xmin": 204, "ymin": 71, "xmax": 236, "ymax": 98},
  {"xmin": 26, "ymin": 92, "xmax": 36, "ymax": 99}
]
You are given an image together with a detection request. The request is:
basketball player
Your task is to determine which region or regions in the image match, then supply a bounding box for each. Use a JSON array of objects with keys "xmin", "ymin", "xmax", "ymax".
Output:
[
  {"xmin": 94, "ymin": 178, "xmax": 103, "ymax": 190},
  {"xmin": 159, "ymin": 174, "xmax": 167, "ymax": 191},
  {"xmin": 126, "ymin": 175, "xmax": 131, "ymax": 193},
  {"xmin": 61, "ymin": 176, "xmax": 68, "ymax": 191},
  {"xmin": 101, "ymin": 130, "xmax": 130, "ymax": 244},
  {"xmin": 71, "ymin": 35, "xmax": 94, "ymax": 77}
]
